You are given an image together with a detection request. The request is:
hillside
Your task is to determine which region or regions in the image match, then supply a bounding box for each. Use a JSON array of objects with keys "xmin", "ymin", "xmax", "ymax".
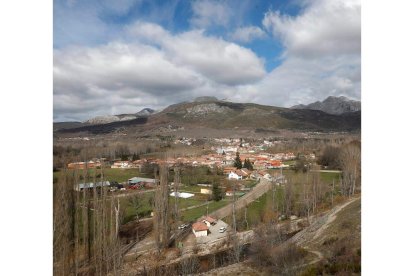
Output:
[
  {"xmin": 55, "ymin": 99, "xmax": 361, "ymax": 136},
  {"xmin": 292, "ymin": 96, "xmax": 361, "ymax": 115},
  {"xmin": 84, "ymin": 108, "xmax": 156, "ymax": 125}
]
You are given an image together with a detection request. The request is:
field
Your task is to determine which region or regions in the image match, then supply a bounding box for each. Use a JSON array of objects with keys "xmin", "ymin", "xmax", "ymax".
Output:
[
  {"xmin": 180, "ymin": 199, "xmax": 230, "ymax": 222},
  {"xmin": 53, "ymin": 168, "xmax": 148, "ymax": 183}
]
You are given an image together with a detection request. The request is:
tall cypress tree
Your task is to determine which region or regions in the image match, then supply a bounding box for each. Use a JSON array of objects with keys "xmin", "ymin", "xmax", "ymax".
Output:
[
  {"xmin": 212, "ymin": 181, "xmax": 222, "ymax": 201},
  {"xmin": 234, "ymin": 152, "xmax": 242, "ymax": 169},
  {"xmin": 243, "ymin": 158, "xmax": 253, "ymax": 170}
]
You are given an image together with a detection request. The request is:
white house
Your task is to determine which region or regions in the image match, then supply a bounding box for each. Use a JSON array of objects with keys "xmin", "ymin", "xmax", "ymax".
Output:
[
  {"xmin": 200, "ymin": 188, "xmax": 212, "ymax": 195},
  {"xmin": 192, "ymin": 222, "xmax": 208, "ymax": 237},
  {"xmin": 263, "ymin": 173, "xmax": 272, "ymax": 181},
  {"xmin": 111, "ymin": 161, "xmax": 131, "ymax": 169},
  {"xmin": 228, "ymin": 171, "xmax": 242, "ymax": 180}
]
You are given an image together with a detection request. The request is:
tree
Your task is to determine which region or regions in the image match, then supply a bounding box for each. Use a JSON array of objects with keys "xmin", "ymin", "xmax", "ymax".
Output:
[
  {"xmin": 243, "ymin": 158, "xmax": 253, "ymax": 170},
  {"xmin": 319, "ymin": 145, "xmax": 341, "ymax": 169},
  {"xmin": 339, "ymin": 143, "xmax": 361, "ymax": 197},
  {"xmin": 115, "ymin": 144, "xmax": 130, "ymax": 161},
  {"xmin": 212, "ymin": 181, "xmax": 222, "ymax": 201},
  {"xmin": 132, "ymin": 152, "xmax": 140, "ymax": 161},
  {"xmin": 153, "ymin": 164, "xmax": 171, "ymax": 251},
  {"xmin": 234, "ymin": 152, "xmax": 242, "ymax": 169}
]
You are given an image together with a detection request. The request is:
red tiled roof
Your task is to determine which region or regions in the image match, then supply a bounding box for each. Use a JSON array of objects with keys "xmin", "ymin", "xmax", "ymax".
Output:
[
  {"xmin": 201, "ymin": 216, "xmax": 216, "ymax": 223},
  {"xmin": 192, "ymin": 222, "xmax": 209, "ymax": 231}
]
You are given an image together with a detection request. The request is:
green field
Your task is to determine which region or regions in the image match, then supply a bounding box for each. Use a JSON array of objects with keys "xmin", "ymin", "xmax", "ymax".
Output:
[
  {"xmin": 222, "ymin": 187, "xmax": 284, "ymax": 230},
  {"xmin": 121, "ymin": 190, "xmax": 211, "ymax": 224},
  {"xmin": 53, "ymin": 168, "xmax": 150, "ymax": 184},
  {"xmin": 181, "ymin": 199, "xmax": 230, "ymax": 222},
  {"xmin": 319, "ymin": 171, "xmax": 342, "ymax": 183}
]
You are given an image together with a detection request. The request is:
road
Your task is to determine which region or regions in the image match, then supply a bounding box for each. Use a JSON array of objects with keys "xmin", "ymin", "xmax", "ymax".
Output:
[{"xmin": 208, "ymin": 178, "xmax": 272, "ymax": 219}]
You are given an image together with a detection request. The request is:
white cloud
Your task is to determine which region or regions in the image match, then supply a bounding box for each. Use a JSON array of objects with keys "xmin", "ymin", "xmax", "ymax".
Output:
[
  {"xmin": 231, "ymin": 26, "xmax": 266, "ymax": 43},
  {"xmin": 53, "ymin": 0, "xmax": 361, "ymax": 121},
  {"xmin": 125, "ymin": 21, "xmax": 170, "ymax": 43},
  {"xmin": 125, "ymin": 23, "xmax": 266, "ymax": 85},
  {"xmin": 263, "ymin": 0, "xmax": 361, "ymax": 58},
  {"xmin": 190, "ymin": 0, "xmax": 231, "ymax": 28},
  {"xmin": 257, "ymin": 0, "xmax": 361, "ymax": 106},
  {"xmin": 164, "ymin": 30, "xmax": 266, "ymax": 85},
  {"xmin": 54, "ymin": 23, "xmax": 266, "ymax": 121}
]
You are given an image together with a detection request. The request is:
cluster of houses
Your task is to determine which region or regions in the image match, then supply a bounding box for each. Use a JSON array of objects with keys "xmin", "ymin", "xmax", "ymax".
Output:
[
  {"xmin": 67, "ymin": 153, "xmax": 292, "ymax": 172},
  {"xmin": 67, "ymin": 159, "xmax": 104, "ymax": 169},
  {"xmin": 99, "ymin": 152, "xmax": 291, "ymax": 170},
  {"xmin": 223, "ymin": 167, "xmax": 273, "ymax": 181}
]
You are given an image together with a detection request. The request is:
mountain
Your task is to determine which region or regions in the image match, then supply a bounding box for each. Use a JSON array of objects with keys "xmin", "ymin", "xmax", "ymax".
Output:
[
  {"xmin": 56, "ymin": 99, "xmax": 360, "ymax": 135},
  {"xmin": 84, "ymin": 108, "xmax": 156, "ymax": 125},
  {"xmin": 136, "ymin": 108, "xmax": 155, "ymax": 117},
  {"xmin": 291, "ymin": 96, "xmax": 361, "ymax": 115}
]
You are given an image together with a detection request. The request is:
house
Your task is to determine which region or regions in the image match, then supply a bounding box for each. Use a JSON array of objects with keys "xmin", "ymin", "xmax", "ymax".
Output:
[
  {"xmin": 228, "ymin": 171, "xmax": 242, "ymax": 180},
  {"xmin": 111, "ymin": 161, "xmax": 131, "ymax": 169},
  {"xmin": 68, "ymin": 161, "xmax": 101, "ymax": 169},
  {"xmin": 225, "ymin": 190, "xmax": 235, "ymax": 197},
  {"xmin": 200, "ymin": 188, "xmax": 212, "ymax": 195},
  {"xmin": 192, "ymin": 222, "xmax": 209, "ymax": 237},
  {"xmin": 200, "ymin": 216, "xmax": 217, "ymax": 227},
  {"xmin": 237, "ymin": 169, "xmax": 251, "ymax": 179},
  {"xmin": 223, "ymin": 167, "xmax": 237, "ymax": 174},
  {"xmin": 267, "ymin": 160, "xmax": 282, "ymax": 168}
]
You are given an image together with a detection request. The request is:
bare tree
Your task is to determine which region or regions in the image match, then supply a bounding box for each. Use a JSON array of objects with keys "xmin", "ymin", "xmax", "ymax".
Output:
[
  {"xmin": 180, "ymin": 256, "xmax": 200, "ymax": 275},
  {"xmin": 339, "ymin": 143, "xmax": 361, "ymax": 197},
  {"xmin": 153, "ymin": 164, "xmax": 171, "ymax": 251}
]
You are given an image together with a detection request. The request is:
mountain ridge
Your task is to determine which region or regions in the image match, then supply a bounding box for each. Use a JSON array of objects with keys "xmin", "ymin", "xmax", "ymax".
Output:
[
  {"xmin": 55, "ymin": 98, "xmax": 361, "ymax": 135},
  {"xmin": 291, "ymin": 96, "xmax": 361, "ymax": 115}
]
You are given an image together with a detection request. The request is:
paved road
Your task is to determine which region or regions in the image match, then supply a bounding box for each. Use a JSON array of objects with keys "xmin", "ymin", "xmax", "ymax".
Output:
[{"xmin": 208, "ymin": 178, "xmax": 272, "ymax": 219}]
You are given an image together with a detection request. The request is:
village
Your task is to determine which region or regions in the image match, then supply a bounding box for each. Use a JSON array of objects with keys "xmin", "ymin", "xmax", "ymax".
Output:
[{"xmin": 53, "ymin": 131, "xmax": 361, "ymax": 275}]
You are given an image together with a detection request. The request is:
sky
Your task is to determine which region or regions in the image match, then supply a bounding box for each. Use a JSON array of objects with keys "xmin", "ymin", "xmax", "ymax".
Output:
[{"xmin": 53, "ymin": 0, "xmax": 361, "ymax": 122}]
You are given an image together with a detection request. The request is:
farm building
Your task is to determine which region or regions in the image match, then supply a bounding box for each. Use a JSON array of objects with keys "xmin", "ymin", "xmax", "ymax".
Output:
[
  {"xmin": 200, "ymin": 188, "xmax": 212, "ymax": 195},
  {"xmin": 74, "ymin": 181, "xmax": 110, "ymax": 191},
  {"xmin": 192, "ymin": 222, "xmax": 209, "ymax": 237},
  {"xmin": 128, "ymin": 177, "xmax": 157, "ymax": 186}
]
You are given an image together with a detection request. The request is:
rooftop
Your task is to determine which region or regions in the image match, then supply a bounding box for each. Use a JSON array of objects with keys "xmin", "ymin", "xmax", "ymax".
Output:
[{"xmin": 192, "ymin": 222, "xmax": 209, "ymax": 232}]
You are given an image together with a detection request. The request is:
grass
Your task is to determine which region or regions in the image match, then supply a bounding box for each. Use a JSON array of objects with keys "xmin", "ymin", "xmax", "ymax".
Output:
[
  {"xmin": 181, "ymin": 199, "xmax": 230, "ymax": 222},
  {"xmin": 243, "ymin": 179, "xmax": 259, "ymax": 189},
  {"xmin": 121, "ymin": 190, "xmax": 210, "ymax": 224},
  {"xmin": 223, "ymin": 187, "xmax": 284, "ymax": 230},
  {"xmin": 53, "ymin": 168, "xmax": 150, "ymax": 184},
  {"xmin": 283, "ymin": 160, "xmax": 297, "ymax": 166},
  {"xmin": 319, "ymin": 171, "xmax": 341, "ymax": 184}
]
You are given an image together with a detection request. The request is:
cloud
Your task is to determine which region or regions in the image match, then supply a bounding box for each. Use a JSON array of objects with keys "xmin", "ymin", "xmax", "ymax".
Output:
[
  {"xmin": 126, "ymin": 23, "xmax": 266, "ymax": 85},
  {"xmin": 263, "ymin": 0, "xmax": 361, "ymax": 58},
  {"xmin": 54, "ymin": 23, "xmax": 266, "ymax": 121},
  {"xmin": 257, "ymin": 0, "xmax": 361, "ymax": 106},
  {"xmin": 190, "ymin": 0, "xmax": 231, "ymax": 28},
  {"xmin": 231, "ymin": 26, "xmax": 266, "ymax": 43},
  {"xmin": 53, "ymin": 0, "xmax": 361, "ymax": 121}
]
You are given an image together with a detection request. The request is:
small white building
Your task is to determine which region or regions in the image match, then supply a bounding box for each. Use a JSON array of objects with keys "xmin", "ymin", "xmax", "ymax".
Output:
[
  {"xmin": 200, "ymin": 188, "xmax": 212, "ymax": 195},
  {"xmin": 192, "ymin": 222, "xmax": 208, "ymax": 237},
  {"xmin": 228, "ymin": 171, "xmax": 242, "ymax": 180}
]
